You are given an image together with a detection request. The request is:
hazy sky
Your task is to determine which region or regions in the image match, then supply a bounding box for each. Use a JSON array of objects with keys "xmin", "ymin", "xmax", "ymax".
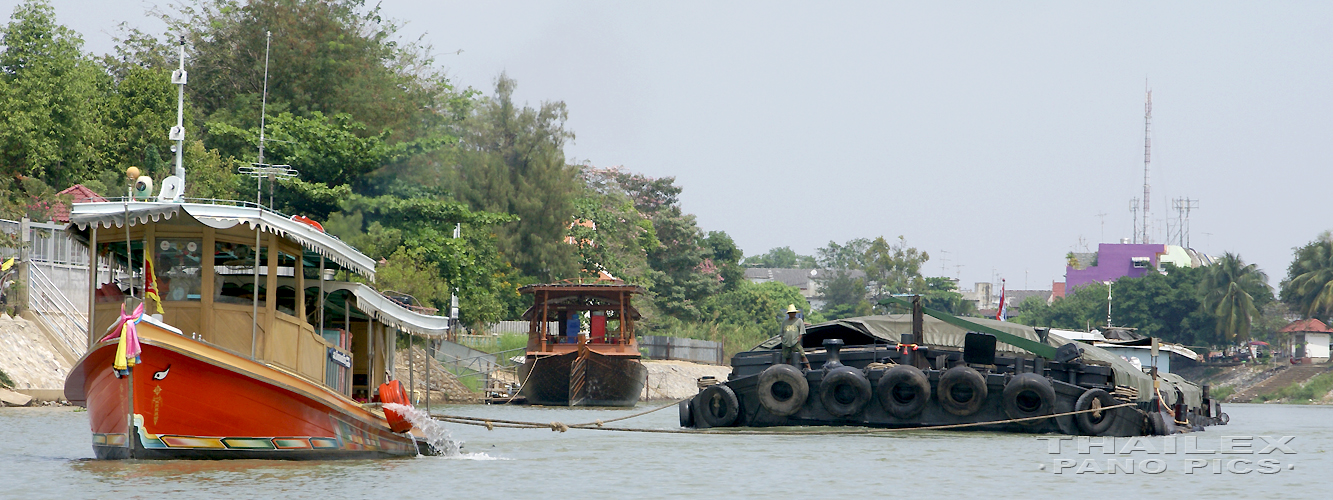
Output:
[{"xmin": 17, "ymin": 1, "xmax": 1333, "ymax": 291}]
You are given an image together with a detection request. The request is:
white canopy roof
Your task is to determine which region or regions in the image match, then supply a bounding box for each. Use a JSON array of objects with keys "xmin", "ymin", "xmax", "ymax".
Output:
[{"xmin": 69, "ymin": 202, "xmax": 376, "ymax": 280}]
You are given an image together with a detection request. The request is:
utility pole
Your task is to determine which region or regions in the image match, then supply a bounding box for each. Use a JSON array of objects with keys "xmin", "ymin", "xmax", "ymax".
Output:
[{"xmin": 1172, "ymin": 198, "xmax": 1199, "ymax": 247}]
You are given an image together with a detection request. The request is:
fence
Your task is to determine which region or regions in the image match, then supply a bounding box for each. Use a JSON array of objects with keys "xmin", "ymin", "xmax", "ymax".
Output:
[{"xmin": 639, "ymin": 336, "xmax": 725, "ymax": 365}]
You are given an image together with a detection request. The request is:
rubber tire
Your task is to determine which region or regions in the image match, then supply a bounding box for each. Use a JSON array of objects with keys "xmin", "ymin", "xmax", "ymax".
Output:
[
  {"xmin": 679, "ymin": 399, "xmax": 694, "ymax": 428},
  {"xmin": 698, "ymin": 384, "xmax": 740, "ymax": 427},
  {"xmin": 1147, "ymin": 411, "xmax": 1167, "ymax": 436},
  {"xmin": 1001, "ymin": 373, "xmax": 1057, "ymax": 424},
  {"xmin": 937, "ymin": 366, "xmax": 988, "ymax": 416},
  {"xmin": 819, "ymin": 366, "xmax": 873, "ymax": 417},
  {"xmin": 876, "ymin": 365, "xmax": 931, "ymax": 419},
  {"xmin": 1073, "ymin": 388, "xmax": 1117, "ymax": 436},
  {"xmin": 1219, "ymin": 412, "xmax": 1229, "ymax": 425},
  {"xmin": 757, "ymin": 364, "xmax": 809, "ymax": 417}
]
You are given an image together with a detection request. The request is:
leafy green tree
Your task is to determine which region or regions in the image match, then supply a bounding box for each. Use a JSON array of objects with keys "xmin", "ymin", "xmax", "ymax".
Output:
[
  {"xmin": 818, "ymin": 271, "xmax": 872, "ymax": 319},
  {"xmin": 1281, "ymin": 232, "xmax": 1333, "ymax": 320},
  {"xmin": 863, "ymin": 236, "xmax": 929, "ymax": 302},
  {"xmin": 921, "ymin": 276, "xmax": 977, "ymax": 316},
  {"xmin": 1201, "ymin": 253, "xmax": 1270, "ymax": 343},
  {"xmin": 702, "ymin": 231, "xmax": 745, "ymax": 292},
  {"xmin": 150, "ymin": 0, "xmax": 467, "ymax": 143},
  {"xmin": 453, "ymin": 74, "xmax": 579, "ymax": 282},
  {"xmin": 101, "ymin": 66, "xmax": 188, "ymax": 178},
  {"xmin": 742, "ymin": 246, "xmax": 816, "ymax": 268},
  {"xmin": 702, "ymin": 280, "xmax": 811, "ymax": 329},
  {"xmin": 0, "ymin": 0, "xmax": 108, "ymax": 187}
]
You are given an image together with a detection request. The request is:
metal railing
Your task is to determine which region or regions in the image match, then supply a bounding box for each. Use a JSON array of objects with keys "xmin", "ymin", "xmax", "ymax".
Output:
[{"xmin": 26, "ymin": 263, "xmax": 89, "ymax": 356}]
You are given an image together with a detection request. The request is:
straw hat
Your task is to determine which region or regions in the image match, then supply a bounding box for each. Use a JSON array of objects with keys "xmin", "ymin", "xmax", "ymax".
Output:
[{"xmin": 786, "ymin": 304, "xmax": 799, "ymax": 314}]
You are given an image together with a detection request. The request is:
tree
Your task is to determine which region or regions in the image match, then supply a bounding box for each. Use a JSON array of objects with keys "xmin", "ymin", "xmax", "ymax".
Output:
[
  {"xmin": 818, "ymin": 271, "xmax": 872, "ymax": 319},
  {"xmin": 1201, "ymin": 253, "xmax": 1270, "ymax": 343},
  {"xmin": 1281, "ymin": 232, "xmax": 1333, "ymax": 320},
  {"xmin": 742, "ymin": 246, "xmax": 816, "ymax": 268},
  {"xmin": 453, "ymin": 74, "xmax": 579, "ymax": 282},
  {"xmin": 0, "ymin": 0, "xmax": 107, "ymax": 187},
  {"xmin": 702, "ymin": 231, "xmax": 745, "ymax": 292},
  {"xmin": 149, "ymin": 0, "xmax": 467, "ymax": 144},
  {"xmin": 921, "ymin": 276, "xmax": 977, "ymax": 316},
  {"xmin": 862, "ymin": 236, "xmax": 929, "ymax": 303}
]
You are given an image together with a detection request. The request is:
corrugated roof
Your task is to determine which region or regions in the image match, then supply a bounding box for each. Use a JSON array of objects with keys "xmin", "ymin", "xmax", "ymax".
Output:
[{"xmin": 1279, "ymin": 318, "xmax": 1333, "ymax": 334}]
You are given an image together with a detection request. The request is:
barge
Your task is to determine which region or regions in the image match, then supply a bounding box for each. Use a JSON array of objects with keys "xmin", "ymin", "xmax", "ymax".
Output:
[{"xmin": 681, "ymin": 296, "xmax": 1226, "ymax": 436}]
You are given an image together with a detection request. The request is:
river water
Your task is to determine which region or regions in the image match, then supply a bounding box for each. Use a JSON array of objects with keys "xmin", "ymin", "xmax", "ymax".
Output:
[{"xmin": 1, "ymin": 403, "xmax": 1326, "ymax": 499}]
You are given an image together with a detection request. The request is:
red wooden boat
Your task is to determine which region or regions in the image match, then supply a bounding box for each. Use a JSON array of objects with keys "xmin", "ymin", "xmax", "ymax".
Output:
[
  {"xmin": 517, "ymin": 282, "xmax": 647, "ymax": 406},
  {"xmin": 63, "ymin": 201, "xmax": 453, "ymax": 459}
]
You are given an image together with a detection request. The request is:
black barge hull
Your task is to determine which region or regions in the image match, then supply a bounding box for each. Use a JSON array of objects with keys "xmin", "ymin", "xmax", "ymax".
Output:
[{"xmin": 683, "ymin": 343, "xmax": 1225, "ymax": 436}]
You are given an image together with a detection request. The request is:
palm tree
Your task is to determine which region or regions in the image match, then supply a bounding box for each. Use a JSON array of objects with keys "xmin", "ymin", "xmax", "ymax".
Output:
[
  {"xmin": 1202, "ymin": 253, "xmax": 1270, "ymax": 343},
  {"xmin": 1282, "ymin": 232, "xmax": 1333, "ymax": 319}
]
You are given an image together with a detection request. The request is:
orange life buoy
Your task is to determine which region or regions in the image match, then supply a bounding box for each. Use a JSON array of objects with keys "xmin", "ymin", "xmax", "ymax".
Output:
[
  {"xmin": 378, "ymin": 380, "xmax": 413, "ymax": 433},
  {"xmin": 292, "ymin": 215, "xmax": 324, "ymax": 232}
]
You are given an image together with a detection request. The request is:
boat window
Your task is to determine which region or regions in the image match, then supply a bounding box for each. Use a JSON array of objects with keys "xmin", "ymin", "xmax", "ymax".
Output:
[
  {"xmin": 274, "ymin": 251, "xmax": 301, "ymax": 315},
  {"xmin": 276, "ymin": 285, "xmax": 298, "ymax": 316},
  {"xmin": 214, "ymin": 241, "xmax": 265, "ymax": 306},
  {"xmin": 95, "ymin": 241, "xmax": 143, "ymax": 304},
  {"xmin": 155, "ymin": 238, "xmax": 202, "ymax": 301}
]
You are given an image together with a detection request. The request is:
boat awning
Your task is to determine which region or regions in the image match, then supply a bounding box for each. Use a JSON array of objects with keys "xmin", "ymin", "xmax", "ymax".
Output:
[
  {"xmin": 69, "ymin": 202, "xmax": 376, "ymax": 280},
  {"xmin": 322, "ymin": 282, "xmax": 452, "ymax": 338}
]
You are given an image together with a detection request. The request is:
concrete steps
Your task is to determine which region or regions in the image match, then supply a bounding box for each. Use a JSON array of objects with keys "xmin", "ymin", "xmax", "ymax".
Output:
[{"xmin": 1228, "ymin": 364, "xmax": 1332, "ymax": 402}]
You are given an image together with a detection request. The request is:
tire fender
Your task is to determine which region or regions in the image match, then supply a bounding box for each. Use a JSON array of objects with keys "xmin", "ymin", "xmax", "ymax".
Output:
[
  {"xmin": 819, "ymin": 366, "xmax": 872, "ymax": 417},
  {"xmin": 937, "ymin": 365, "xmax": 988, "ymax": 416},
  {"xmin": 698, "ymin": 384, "xmax": 740, "ymax": 427},
  {"xmin": 757, "ymin": 364, "xmax": 809, "ymax": 417},
  {"xmin": 1074, "ymin": 388, "xmax": 1118, "ymax": 436},
  {"xmin": 1000, "ymin": 373, "xmax": 1057, "ymax": 424},
  {"xmin": 876, "ymin": 364, "xmax": 931, "ymax": 419}
]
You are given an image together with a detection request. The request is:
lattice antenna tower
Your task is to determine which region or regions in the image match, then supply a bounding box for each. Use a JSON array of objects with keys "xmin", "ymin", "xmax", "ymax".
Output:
[
  {"xmin": 1142, "ymin": 82, "xmax": 1153, "ymax": 244},
  {"xmin": 1129, "ymin": 198, "xmax": 1140, "ymax": 244}
]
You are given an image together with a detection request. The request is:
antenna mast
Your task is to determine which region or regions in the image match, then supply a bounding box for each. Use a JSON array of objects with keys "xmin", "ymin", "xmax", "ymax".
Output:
[{"xmin": 1142, "ymin": 82, "xmax": 1152, "ymax": 244}]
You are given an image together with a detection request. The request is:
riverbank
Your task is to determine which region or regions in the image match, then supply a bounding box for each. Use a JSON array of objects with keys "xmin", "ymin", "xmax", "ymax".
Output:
[{"xmin": 1175, "ymin": 362, "xmax": 1333, "ymax": 404}]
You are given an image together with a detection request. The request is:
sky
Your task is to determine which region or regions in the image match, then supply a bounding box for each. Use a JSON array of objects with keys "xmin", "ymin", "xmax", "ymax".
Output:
[{"xmin": 14, "ymin": 1, "xmax": 1333, "ymax": 292}]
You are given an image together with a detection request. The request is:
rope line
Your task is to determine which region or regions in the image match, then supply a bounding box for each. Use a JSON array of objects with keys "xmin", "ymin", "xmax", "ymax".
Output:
[{"xmin": 429, "ymin": 401, "xmax": 1137, "ymax": 435}]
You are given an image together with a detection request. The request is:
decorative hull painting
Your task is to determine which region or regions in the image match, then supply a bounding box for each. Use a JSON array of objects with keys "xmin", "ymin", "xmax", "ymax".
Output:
[{"xmin": 66, "ymin": 323, "xmax": 416, "ymax": 460}]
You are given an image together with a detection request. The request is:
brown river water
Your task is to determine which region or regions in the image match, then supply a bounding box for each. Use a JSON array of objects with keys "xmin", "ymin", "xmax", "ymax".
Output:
[{"xmin": 0, "ymin": 403, "xmax": 1326, "ymax": 499}]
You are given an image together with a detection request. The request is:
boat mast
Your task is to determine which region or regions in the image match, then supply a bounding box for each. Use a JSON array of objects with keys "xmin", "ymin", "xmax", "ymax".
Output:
[{"xmin": 169, "ymin": 35, "xmax": 187, "ymax": 198}]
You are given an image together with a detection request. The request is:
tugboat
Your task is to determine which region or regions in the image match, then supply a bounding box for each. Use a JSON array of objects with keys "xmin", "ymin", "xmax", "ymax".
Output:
[
  {"xmin": 517, "ymin": 281, "xmax": 647, "ymax": 406},
  {"xmin": 61, "ymin": 41, "xmax": 445, "ymax": 459},
  {"xmin": 681, "ymin": 296, "xmax": 1226, "ymax": 436}
]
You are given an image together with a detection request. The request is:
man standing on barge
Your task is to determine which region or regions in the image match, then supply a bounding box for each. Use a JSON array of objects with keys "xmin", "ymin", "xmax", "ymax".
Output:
[{"xmin": 781, "ymin": 304, "xmax": 812, "ymax": 371}]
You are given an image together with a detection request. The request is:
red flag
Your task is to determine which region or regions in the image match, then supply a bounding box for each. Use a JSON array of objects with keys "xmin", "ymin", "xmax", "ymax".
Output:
[{"xmin": 995, "ymin": 279, "xmax": 1007, "ymax": 321}]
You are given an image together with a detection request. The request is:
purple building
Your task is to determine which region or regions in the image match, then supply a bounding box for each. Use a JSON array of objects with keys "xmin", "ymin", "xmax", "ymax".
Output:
[{"xmin": 1065, "ymin": 243, "xmax": 1167, "ymax": 290}]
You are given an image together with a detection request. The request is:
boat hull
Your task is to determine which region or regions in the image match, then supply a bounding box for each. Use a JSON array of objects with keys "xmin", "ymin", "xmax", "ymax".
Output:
[
  {"xmin": 66, "ymin": 322, "xmax": 417, "ymax": 460},
  {"xmin": 518, "ymin": 349, "xmax": 646, "ymax": 407}
]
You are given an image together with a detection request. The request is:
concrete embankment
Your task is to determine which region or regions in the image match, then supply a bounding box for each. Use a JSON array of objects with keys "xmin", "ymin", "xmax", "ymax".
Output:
[
  {"xmin": 641, "ymin": 360, "xmax": 731, "ymax": 400},
  {"xmin": 1175, "ymin": 362, "xmax": 1333, "ymax": 404},
  {"xmin": 0, "ymin": 315, "xmax": 70, "ymax": 405}
]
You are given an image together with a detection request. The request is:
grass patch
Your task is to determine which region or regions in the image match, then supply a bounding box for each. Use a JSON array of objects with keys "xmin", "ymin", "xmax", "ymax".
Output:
[
  {"xmin": 0, "ymin": 368, "xmax": 13, "ymax": 389},
  {"xmin": 1257, "ymin": 371, "xmax": 1333, "ymax": 403},
  {"xmin": 1209, "ymin": 385, "xmax": 1234, "ymax": 401}
]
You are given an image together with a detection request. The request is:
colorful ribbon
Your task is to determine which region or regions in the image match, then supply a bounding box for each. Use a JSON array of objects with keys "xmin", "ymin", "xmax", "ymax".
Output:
[{"xmin": 101, "ymin": 302, "xmax": 145, "ymax": 374}]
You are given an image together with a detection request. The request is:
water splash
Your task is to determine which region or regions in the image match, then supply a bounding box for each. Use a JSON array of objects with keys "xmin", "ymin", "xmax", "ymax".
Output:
[{"xmin": 383, "ymin": 403, "xmax": 462, "ymax": 456}]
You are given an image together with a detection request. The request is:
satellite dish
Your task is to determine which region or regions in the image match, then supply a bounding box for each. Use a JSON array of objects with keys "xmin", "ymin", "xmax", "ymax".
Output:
[
  {"xmin": 158, "ymin": 176, "xmax": 184, "ymax": 202},
  {"xmin": 134, "ymin": 176, "xmax": 154, "ymax": 199}
]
